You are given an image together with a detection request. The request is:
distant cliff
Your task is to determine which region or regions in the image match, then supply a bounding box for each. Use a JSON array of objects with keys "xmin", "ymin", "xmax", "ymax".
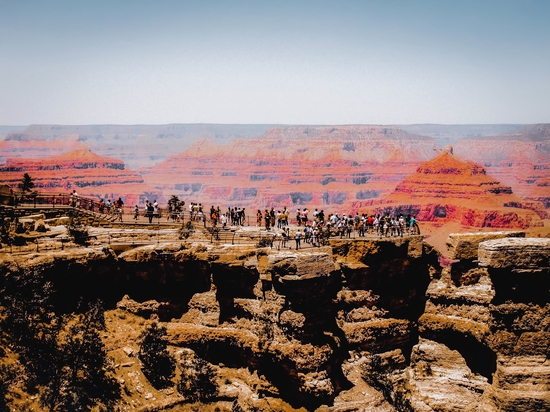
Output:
[
  {"xmin": 1, "ymin": 124, "xmax": 279, "ymax": 169},
  {"xmin": 139, "ymin": 125, "xmax": 439, "ymax": 209},
  {"xmin": 0, "ymin": 148, "xmax": 157, "ymax": 205}
]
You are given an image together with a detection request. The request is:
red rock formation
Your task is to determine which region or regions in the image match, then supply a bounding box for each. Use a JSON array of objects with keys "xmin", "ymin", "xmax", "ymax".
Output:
[
  {"xmin": 2, "ymin": 123, "xmax": 548, "ymax": 220},
  {"xmin": 359, "ymin": 146, "xmax": 545, "ymax": 228},
  {"xmin": 0, "ymin": 148, "xmax": 159, "ymax": 205},
  {"xmin": 139, "ymin": 125, "xmax": 439, "ymax": 209},
  {"xmin": 0, "ymin": 124, "xmax": 278, "ymax": 169}
]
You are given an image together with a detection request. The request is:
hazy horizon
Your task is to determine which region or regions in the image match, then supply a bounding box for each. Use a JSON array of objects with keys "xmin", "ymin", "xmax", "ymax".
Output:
[{"xmin": 1, "ymin": 0, "xmax": 549, "ymax": 125}]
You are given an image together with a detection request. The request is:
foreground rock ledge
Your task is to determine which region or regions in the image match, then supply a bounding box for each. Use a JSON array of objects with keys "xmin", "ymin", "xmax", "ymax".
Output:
[{"xmin": 0, "ymin": 233, "xmax": 549, "ymax": 411}]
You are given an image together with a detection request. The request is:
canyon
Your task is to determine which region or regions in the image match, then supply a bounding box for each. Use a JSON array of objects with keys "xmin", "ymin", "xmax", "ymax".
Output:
[
  {"xmin": 0, "ymin": 226, "xmax": 548, "ymax": 411},
  {"xmin": 138, "ymin": 125, "xmax": 439, "ymax": 210},
  {"xmin": 0, "ymin": 124, "xmax": 548, "ymax": 238}
]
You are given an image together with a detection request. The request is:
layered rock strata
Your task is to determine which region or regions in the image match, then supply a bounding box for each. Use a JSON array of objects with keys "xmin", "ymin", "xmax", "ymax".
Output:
[
  {"xmin": 415, "ymin": 233, "xmax": 550, "ymax": 412},
  {"xmin": 0, "ymin": 124, "xmax": 277, "ymax": 169},
  {"xmin": 139, "ymin": 125, "xmax": 439, "ymax": 209},
  {"xmin": 0, "ymin": 148, "xmax": 159, "ymax": 205},
  {"xmin": 366, "ymin": 146, "xmax": 545, "ymax": 228},
  {"xmin": 453, "ymin": 124, "xmax": 550, "ymax": 208},
  {"xmin": 0, "ymin": 230, "xmax": 548, "ymax": 411}
]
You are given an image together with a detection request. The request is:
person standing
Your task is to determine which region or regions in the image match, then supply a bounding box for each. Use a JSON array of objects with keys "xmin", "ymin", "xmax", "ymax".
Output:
[
  {"xmin": 153, "ymin": 200, "xmax": 159, "ymax": 218},
  {"xmin": 295, "ymin": 230, "xmax": 302, "ymax": 250},
  {"xmin": 147, "ymin": 202, "xmax": 154, "ymax": 223},
  {"xmin": 264, "ymin": 209, "xmax": 270, "ymax": 231}
]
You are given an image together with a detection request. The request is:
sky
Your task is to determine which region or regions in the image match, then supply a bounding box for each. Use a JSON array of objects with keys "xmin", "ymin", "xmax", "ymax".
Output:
[{"xmin": 0, "ymin": 0, "xmax": 549, "ymax": 125}]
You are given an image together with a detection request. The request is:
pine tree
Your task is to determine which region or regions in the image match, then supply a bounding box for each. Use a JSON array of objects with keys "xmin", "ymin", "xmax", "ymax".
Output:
[
  {"xmin": 138, "ymin": 322, "xmax": 175, "ymax": 389},
  {"xmin": 17, "ymin": 173, "xmax": 34, "ymax": 193}
]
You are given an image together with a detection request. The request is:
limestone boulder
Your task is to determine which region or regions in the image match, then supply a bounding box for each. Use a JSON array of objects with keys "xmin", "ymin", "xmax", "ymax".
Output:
[
  {"xmin": 267, "ymin": 251, "xmax": 338, "ymax": 282},
  {"xmin": 406, "ymin": 339, "xmax": 494, "ymax": 412},
  {"xmin": 478, "ymin": 237, "xmax": 550, "ymax": 270},
  {"xmin": 491, "ymin": 355, "xmax": 550, "ymax": 412},
  {"xmin": 116, "ymin": 294, "xmax": 169, "ymax": 318},
  {"xmin": 446, "ymin": 231, "xmax": 525, "ymax": 260},
  {"xmin": 0, "ymin": 246, "xmax": 114, "ymax": 271},
  {"xmin": 44, "ymin": 216, "xmax": 70, "ymax": 226}
]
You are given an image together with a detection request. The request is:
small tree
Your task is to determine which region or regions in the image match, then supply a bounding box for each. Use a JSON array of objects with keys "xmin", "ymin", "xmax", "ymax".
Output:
[
  {"xmin": 177, "ymin": 353, "xmax": 217, "ymax": 402},
  {"xmin": 17, "ymin": 173, "xmax": 34, "ymax": 193},
  {"xmin": 138, "ymin": 323, "xmax": 175, "ymax": 389},
  {"xmin": 42, "ymin": 307, "xmax": 119, "ymax": 411},
  {"xmin": 168, "ymin": 195, "xmax": 185, "ymax": 222},
  {"xmin": 168, "ymin": 195, "xmax": 184, "ymax": 212}
]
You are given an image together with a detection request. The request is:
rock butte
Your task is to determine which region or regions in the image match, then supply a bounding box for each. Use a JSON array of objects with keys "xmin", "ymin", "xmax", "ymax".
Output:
[
  {"xmin": 0, "ymin": 230, "xmax": 548, "ymax": 411},
  {"xmin": 362, "ymin": 145, "xmax": 547, "ymax": 228}
]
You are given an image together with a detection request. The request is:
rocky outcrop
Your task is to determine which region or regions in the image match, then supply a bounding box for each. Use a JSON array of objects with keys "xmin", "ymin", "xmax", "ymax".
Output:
[
  {"xmin": 369, "ymin": 147, "xmax": 545, "ymax": 228},
  {"xmin": 0, "ymin": 227, "xmax": 548, "ymax": 410},
  {"xmin": 415, "ymin": 232, "xmax": 550, "ymax": 412},
  {"xmin": 0, "ymin": 235, "xmax": 437, "ymax": 410}
]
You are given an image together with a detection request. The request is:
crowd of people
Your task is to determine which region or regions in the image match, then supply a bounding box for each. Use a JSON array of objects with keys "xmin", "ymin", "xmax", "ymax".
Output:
[
  {"xmin": 69, "ymin": 190, "xmax": 126, "ymax": 221},
  {"xmin": 65, "ymin": 191, "xmax": 420, "ymax": 240},
  {"xmin": 254, "ymin": 207, "xmax": 418, "ymax": 237}
]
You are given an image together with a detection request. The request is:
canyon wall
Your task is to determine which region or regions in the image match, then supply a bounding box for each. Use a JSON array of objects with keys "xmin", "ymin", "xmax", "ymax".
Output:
[
  {"xmin": 139, "ymin": 125, "xmax": 439, "ymax": 209},
  {"xmin": 0, "ymin": 124, "xmax": 278, "ymax": 169},
  {"xmin": 0, "ymin": 124, "xmax": 548, "ymax": 229},
  {"xmin": 453, "ymin": 124, "xmax": 550, "ymax": 207},
  {"xmin": 0, "ymin": 232, "xmax": 548, "ymax": 411}
]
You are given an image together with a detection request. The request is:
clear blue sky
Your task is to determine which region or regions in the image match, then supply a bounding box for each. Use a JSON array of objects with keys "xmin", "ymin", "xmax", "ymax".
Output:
[{"xmin": 0, "ymin": 0, "xmax": 548, "ymax": 125}]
